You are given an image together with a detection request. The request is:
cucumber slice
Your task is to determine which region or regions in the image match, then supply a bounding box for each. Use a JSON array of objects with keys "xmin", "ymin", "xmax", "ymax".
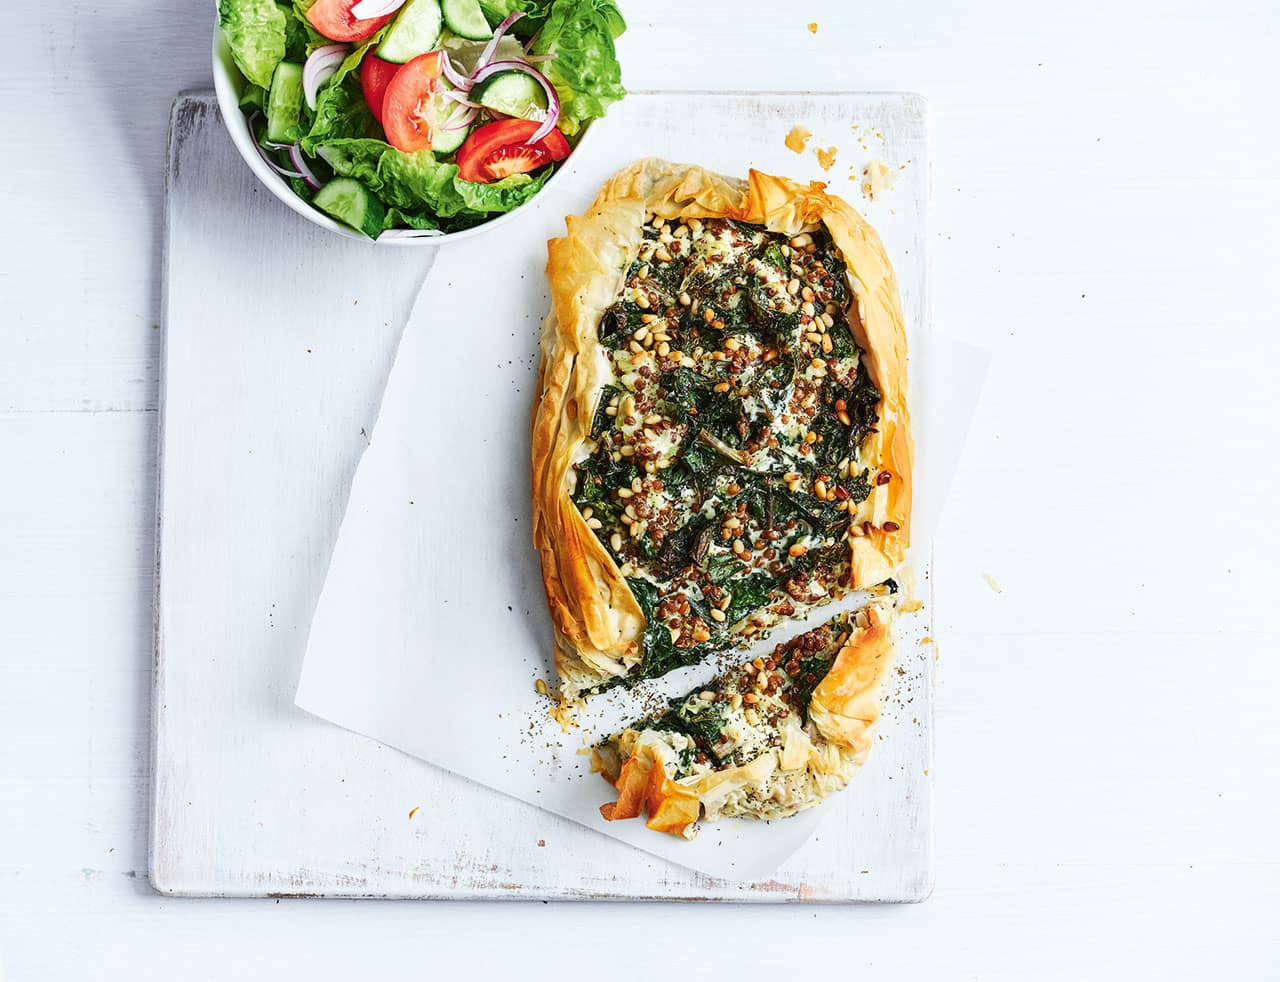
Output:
[
  {"xmin": 378, "ymin": 0, "xmax": 443, "ymax": 64},
  {"xmin": 432, "ymin": 120, "xmax": 468, "ymax": 154},
  {"xmin": 428, "ymin": 81, "xmax": 468, "ymax": 154},
  {"xmin": 441, "ymin": 0, "xmax": 491, "ymax": 41},
  {"xmin": 265, "ymin": 62, "xmax": 304, "ymax": 144},
  {"xmin": 431, "ymin": 112, "xmax": 468, "ymax": 153},
  {"xmin": 313, "ymin": 178, "xmax": 385, "ymax": 239},
  {"xmin": 473, "ymin": 71, "xmax": 547, "ymax": 119}
]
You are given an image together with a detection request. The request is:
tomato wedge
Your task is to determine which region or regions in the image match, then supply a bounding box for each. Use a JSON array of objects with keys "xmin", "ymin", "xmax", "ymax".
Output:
[
  {"xmin": 381, "ymin": 52, "xmax": 444, "ymax": 152},
  {"xmin": 306, "ymin": 0, "xmax": 394, "ymax": 42},
  {"xmin": 455, "ymin": 119, "xmax": 571, "ymax": 184},
  {"xmin": 360, "ymin": 53, "xmax": 400, "ymax": 125}
]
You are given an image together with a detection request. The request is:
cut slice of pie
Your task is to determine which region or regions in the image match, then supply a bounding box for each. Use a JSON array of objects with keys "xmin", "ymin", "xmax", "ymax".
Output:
[
  {"xmin": 593, "ymin": 603, "xmax": 896, "ymax": 838},
  {"xmin": 532, "ymin": 159, "xmax": 912, "ymax": 700}
]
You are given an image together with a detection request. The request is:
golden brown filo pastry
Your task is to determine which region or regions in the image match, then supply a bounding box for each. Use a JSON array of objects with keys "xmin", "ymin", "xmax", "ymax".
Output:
[
  {"xmin": 593, "ymin": 604, "xmax": 896, "ymax": 838},
  {"xmin": 532, "ymin": 159, "xmax": 911, "ymax": 700}
]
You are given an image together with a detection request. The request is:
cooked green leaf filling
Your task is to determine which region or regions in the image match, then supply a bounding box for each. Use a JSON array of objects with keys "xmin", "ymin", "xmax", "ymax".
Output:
[
  {"xmin": 571, "ymin": 216, "xmax": 883, "ymax": 681},
  {"xmin": 620, "ymin": 618, "xmax": 844, "ymax": 780}
]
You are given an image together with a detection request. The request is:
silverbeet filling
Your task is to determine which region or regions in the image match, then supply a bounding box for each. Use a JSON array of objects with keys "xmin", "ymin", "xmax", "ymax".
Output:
[{"xmin": 572, "ymin": 215, "xmax": 881, "ymax": 683}]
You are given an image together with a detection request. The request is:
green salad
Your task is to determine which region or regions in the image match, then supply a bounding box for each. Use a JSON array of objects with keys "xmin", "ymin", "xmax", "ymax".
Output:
[{"xmin": 218, "ymin": 0, "xmax": 626, "ymax": 238}]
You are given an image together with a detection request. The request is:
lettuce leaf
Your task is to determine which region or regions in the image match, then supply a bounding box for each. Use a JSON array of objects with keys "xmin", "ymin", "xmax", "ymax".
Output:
[
  {"xmin": 478, "ymin": 0, "xmax": 623, "ymax": 37},
  {"xmin": 329, "ymin": 26, "xmax": 389, "ymax": 85},
  {"xmin": 383, "ymin": 208, "xmax": 444, "ymax": 231},
  {"xmin": 454, "ymin": 164, "xmax": 554, "ymax": 214},
  {"xmin": 312, "ymin": 139, "xmax": 388, "ymax": 184},
  {"xmin": 530, "ymin": 0, "xmax": 626, "ymax": 129},
  {"xmin": 377, "ymin": 151, "xmax": 460, "ymax": 210},
  {"xmin": 316, "ymin": 140, "xmax": 552, "ymax": 229},
  {"xmin": 374, "ymin": 147, "xmax": 551, "ymax": 217},
  {"xmin": 589, "ymin": 0, "xmax": 626, "ymax": 40},
  {"xmin": 477, "ymin": 0, "xmax": 547, "ymax": 36},
  {"xmin": 219, "ymin": 0, "xmax": 288, "ymax": 89},
  {"xmin": 238, "ymin": 84, "xmax": 268, "ymax": 111},
  {"xmin": 282, "ymin": 4, "xmax": 320, "ymax": 61},
  {"xmin": 301, "ymin": 77, "xmax": 382, "ymax": 152}
]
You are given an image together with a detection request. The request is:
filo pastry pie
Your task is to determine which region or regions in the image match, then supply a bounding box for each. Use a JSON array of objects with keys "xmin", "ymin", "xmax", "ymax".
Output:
[{"xmin": 531, "ymin": 160, "xmax": 912, "ymax": 701}]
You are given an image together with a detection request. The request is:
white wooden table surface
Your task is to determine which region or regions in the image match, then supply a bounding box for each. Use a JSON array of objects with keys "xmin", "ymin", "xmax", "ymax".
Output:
[{"xmin": 2, "ymin": 0, "xmax": 1277, "ymax": 978}]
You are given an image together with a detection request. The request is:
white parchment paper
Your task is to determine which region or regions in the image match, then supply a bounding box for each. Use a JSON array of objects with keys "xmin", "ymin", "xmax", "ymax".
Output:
[{"xmin": 295, "ymin": 96, "xmax": 987, "ymax": 880}]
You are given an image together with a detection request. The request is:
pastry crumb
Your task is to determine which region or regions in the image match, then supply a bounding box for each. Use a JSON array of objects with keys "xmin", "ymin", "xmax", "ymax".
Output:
[
  {"xmin": 806, "ymin": 21, "xmax": 818, "ymax": 33},
  {"xmin": 815, "ymin": 145, "xmax": 838, "ymax": 171},
  {"xmin": 536, "ymin": 839, "xmax": 546, "ymax": 847},
  {"xmin": 982, "ymin": 573, "xmax": 1003, "ymax": 594},
  {"xmin": 900, "ymin": 597, "xmax": 924, "ymax": 613},
  {"xmin": 920, "ymin": 635, "xmax": 939, "ymax": 662},
  {"xmin": 408, "ymin": 806, "xmax": 420, "ymax": 820},
  {"xmin": 857, "ymin": 160, "xmax": 897, "ymax": 201},
  {"xmin": 534, "ymin": 677, "xmax": 548, "ymax": 696},
  {"xmin": 784, "ymin": 126, "xmax": 812, "ymax": 154},
  {"xmin": 548, "ymin": 698, "xmax": 579, "ymax": 732}
]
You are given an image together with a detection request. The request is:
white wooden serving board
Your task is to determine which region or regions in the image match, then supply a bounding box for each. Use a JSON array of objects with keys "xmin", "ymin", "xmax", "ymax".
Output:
[{"xmin": 152, "ymin": 90, "xmax": 931, "ymax": 900}]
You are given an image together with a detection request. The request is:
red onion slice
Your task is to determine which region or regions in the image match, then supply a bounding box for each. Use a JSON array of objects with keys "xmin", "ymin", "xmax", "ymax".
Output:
[
  {"xmin": 476, "ymin": 11, "xmax": 525, "ymax": 72},
  {"xmin": 249, "ymin": 110, "xmax": 291, "ymax": 149},
  {"xmin": 440, "ymin": 87, "xmax": 483, "ymax": 110},
  {"xmin": 249, "ymin": 113, "xmax": 308, "ymax": 180},
  {"xmin": 255, "ymin": 141, "xmax": 307, "ymax": 181},
  {"xmin": 303, "ymin": 44, "xmax": 350, "ymax": 110},
  {"xmin": 289, "ymin": 144, "xmax": 323, "ymax": 191},
  {"xmin": 470, "ymin": 59, "xmax": 561, "ymax": 142},
  {"xmin": 350, "ymin": 0, "xmax": 406, "ymax": 17},
  {"xmin": 440, "ymin": 105, "xmax": 479, "ymax": 131},
  {"xmin": 440, "ymin": 52, "xmax": 473, "ymax": 91}
]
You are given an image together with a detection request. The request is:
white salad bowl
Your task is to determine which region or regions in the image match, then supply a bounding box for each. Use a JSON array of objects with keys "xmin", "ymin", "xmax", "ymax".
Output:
[{"xmin": 211, "ymin": 28, "xmax": 589, "ymax": 246}]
